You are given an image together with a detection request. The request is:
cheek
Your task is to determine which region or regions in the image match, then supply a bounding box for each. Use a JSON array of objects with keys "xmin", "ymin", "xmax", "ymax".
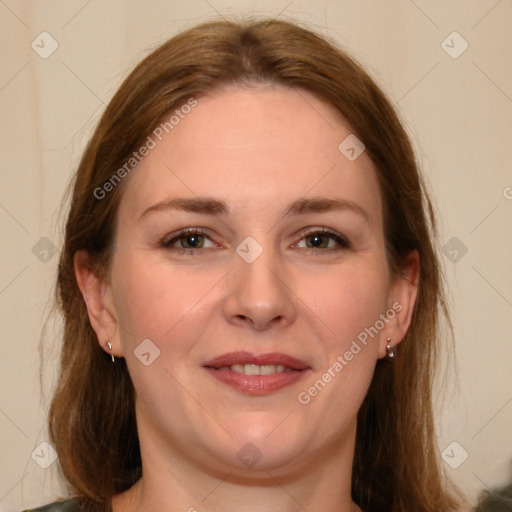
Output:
[
  {"xmin": 300, "ymin": 258, "xmax": 390, "ymax": 349},
  {"xmin": 112, "ymin": 252, "xmax": 219, "ymax": 343},
  {"xmin": 295, "ymin": 268, "xmax": 383, "ymax": 434},
  {"xmin": 292, "ymin": 258, "xmax": 388, "ymax": 411},
  {"xmin": 110, "ymin": 254, "xmax": 213, "ymax": 408}
]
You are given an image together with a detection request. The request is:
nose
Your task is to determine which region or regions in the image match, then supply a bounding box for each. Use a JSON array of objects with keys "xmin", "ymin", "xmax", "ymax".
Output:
[{"xmin": 223, "ymin": 242, "xmax": 297, "ymax": 331}]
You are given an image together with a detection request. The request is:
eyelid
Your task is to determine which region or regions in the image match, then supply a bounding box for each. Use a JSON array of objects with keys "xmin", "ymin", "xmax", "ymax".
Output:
[
  {"xmin": 160, "ymin": 227, "xmax": 216, "ymax": 249},
  {"xmin": 293, "ymin": 227, "xmax": 351, "ymax": 250}
]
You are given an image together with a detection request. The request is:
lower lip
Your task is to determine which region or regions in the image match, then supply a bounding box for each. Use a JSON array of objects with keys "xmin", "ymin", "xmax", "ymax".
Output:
[{"xmin": 204, "ymin": 368, "xmax": 309, "ymax": 395}]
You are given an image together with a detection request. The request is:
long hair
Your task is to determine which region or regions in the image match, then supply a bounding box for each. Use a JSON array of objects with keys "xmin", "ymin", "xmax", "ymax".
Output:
[{"xmin": 49, "ymin": 18, "xmax": 460, "ymax": 512}]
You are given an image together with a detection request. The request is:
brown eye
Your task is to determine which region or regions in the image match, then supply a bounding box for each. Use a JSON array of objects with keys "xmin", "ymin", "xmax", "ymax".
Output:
[
  {"xmin": 161, "ymin": 228, "xmax": 216, "ymax": 253},
  {"xmin": 296, "ymin": 229, "xmax": 351, "ymax": 251},
  {"xmin": 178, "ymin": 233, "xmax": 205, "ymax": 249},
  {"xmin": 306, "ymin": 233, "xmax": 330, "ymax": 249}
]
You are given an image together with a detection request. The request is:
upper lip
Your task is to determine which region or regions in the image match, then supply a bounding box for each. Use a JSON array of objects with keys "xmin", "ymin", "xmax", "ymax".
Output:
[{"xmin": 203, "ymin": 351, "xmax": 310, "ymax": 370}]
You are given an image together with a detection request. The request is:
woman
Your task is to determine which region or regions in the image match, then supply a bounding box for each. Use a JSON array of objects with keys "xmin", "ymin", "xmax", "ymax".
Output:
[{"xmin": 26, "ymin": 18, "xmax": 463, "ymax": 512}]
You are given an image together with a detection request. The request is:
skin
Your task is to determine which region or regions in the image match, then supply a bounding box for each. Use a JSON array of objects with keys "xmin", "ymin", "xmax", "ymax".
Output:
[{"xmin": 75, "ymin": 84, "xmax": 419, "ymax": 512}]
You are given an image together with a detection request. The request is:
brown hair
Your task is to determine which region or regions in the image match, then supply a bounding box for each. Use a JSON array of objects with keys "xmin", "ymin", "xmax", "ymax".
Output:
[{"xmin": 49, "ymin": 18, "xmax": 461, "ymax": 512}]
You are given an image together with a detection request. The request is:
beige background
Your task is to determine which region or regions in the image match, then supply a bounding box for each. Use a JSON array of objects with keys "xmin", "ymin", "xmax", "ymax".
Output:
[{"xmin": 1, "ymin": 1, "xmax": 511, "ymax": 510}]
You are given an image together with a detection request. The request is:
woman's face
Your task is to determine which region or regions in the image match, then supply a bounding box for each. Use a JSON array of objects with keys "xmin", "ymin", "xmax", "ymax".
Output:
[{"xmin": 84, "ymin": 85, "xmax": 417, "ymax": 477}]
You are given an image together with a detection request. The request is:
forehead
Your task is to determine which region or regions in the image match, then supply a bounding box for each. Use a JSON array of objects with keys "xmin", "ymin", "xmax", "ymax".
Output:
[{"xmin": 118, "ymin": 85, "xmax": 382, "ymax": 225}]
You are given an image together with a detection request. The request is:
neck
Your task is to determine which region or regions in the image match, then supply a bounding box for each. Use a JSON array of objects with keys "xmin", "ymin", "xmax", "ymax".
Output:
[{"xmin": 112, "ymin": 420, "xmax": 361, "ymax": 512}]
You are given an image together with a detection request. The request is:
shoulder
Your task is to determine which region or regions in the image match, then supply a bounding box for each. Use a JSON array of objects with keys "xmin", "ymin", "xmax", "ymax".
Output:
[{"xmin": 21, "ymin": 498, "xmax": 83, "ymax": 512}]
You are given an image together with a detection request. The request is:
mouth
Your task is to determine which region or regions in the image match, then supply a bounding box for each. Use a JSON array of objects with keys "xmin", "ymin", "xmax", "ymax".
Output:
[
  {"xmin": 202, "ymin": 351, "xmax": 311, "ymax": 395},
  {"xmin": 218, "ymin": 363, "xmax": 291, "ymax": 375}
]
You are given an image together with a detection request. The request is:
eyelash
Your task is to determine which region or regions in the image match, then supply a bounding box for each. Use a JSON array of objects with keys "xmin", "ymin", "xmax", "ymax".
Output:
[
  {"xmin": 294, "ymin": 228, "xmax": 351, "ymax": 252},
  {"xmin": 160, "ymin": 228, "xmax": 212, "ymax": 256},
  {"xmin": 160, "ymin": 227, "xmax": 351, "ymax": 255}
]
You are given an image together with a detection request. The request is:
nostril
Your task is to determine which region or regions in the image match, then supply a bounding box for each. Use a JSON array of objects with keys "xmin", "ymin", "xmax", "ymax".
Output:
[{"xmin": 237, "ymin": 314, "xmax": 283, "ymax": 323}]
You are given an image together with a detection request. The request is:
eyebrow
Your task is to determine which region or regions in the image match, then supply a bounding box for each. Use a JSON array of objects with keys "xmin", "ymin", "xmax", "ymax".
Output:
[{"xmin": 139, "ymin": 196, "xmax": 371, "ymax": 224}]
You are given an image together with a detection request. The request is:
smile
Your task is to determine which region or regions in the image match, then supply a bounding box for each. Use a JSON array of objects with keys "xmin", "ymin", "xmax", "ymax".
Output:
[
  {"xmin": 221, "ymin": 364, "xmax": 287, "ymax": 375},
  {"xmin": 202, "ymin": 351, "xmax": 311, "ymax": 395}
]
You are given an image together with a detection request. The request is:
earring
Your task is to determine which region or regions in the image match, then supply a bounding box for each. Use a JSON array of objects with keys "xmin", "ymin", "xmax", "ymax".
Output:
[
  {"xmin": 385, "ymin": 337, "xmax": 396, "ymax": 360},
  {"xmin": 107, "ymin": 341, "xmax": 115, "ymax": 363}
]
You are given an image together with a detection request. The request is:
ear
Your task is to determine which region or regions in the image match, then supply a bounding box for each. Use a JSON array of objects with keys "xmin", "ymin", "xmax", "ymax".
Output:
[
  {"xmin": 378, "ymin": 250, "xmax": 420, "ymax": 359},
  {"xmin": 74, "ymin": 250, "xmax": 122, "ymax": 358}
]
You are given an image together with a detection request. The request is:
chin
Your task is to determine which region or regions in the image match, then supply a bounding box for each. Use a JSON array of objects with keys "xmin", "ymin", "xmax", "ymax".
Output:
[
  {"xmin": 231, "ymin": 439, "xmax": 306, "ymax": 475},
  {"xmin": 213, "ymin": 421, "xmax": 313, "ymax": 473}
]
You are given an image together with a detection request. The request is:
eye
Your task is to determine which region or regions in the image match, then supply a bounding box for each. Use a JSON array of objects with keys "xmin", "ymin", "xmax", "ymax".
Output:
[
  {"xmin": 295, "ymin": 228, "xmax": 351, "ymax": 251},
  {"xmin": 161, "ymin": 228, "xmax": 217, "ymax": 254},
  {"xmin": 160, "ymin": 227, "xmax": 351, "ymax": 256}
]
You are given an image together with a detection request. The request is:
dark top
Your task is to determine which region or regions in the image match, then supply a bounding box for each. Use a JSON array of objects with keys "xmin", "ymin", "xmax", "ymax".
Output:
[
  {"xmin": 474, "ymin": 482, "xmax": 512, "ymax": 511},
  {"xmin": 22, "ymin": 499, "xmax": 84, "ymax": 511}
]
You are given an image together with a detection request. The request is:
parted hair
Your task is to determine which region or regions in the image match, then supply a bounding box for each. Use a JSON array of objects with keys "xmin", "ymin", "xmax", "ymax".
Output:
[{"xmin": 49, "ymin": 17, "xmax": 461, "ymax": 512}]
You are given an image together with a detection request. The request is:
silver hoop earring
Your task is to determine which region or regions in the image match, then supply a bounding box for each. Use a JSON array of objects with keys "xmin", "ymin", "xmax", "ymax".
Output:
[
  {"xmin": 385, "ymin": 338, "xmax": 396, "ymax": 360},
  {"xmin": 107, "ymin": 341, "xmax": 115, "ymax": 363}
]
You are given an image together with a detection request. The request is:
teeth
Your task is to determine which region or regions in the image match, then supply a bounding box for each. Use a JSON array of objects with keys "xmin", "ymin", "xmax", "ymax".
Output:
[
  {"xmin": 260, "ymin": 364, "xmax": 279, "ymax": 375},
  {"xmin": 230, "ymin": 364, "xmax": 286, "ymax": 375}
]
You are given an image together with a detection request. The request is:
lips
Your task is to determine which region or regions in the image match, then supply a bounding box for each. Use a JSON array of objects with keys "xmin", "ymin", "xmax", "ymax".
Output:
[
  {"xmin": 203, "ymin": 351, "xmax": 310, "ymax": 370},
  {"xmin": 202, "ymin": 351, "xmax": 311, "ymax": 395}
]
